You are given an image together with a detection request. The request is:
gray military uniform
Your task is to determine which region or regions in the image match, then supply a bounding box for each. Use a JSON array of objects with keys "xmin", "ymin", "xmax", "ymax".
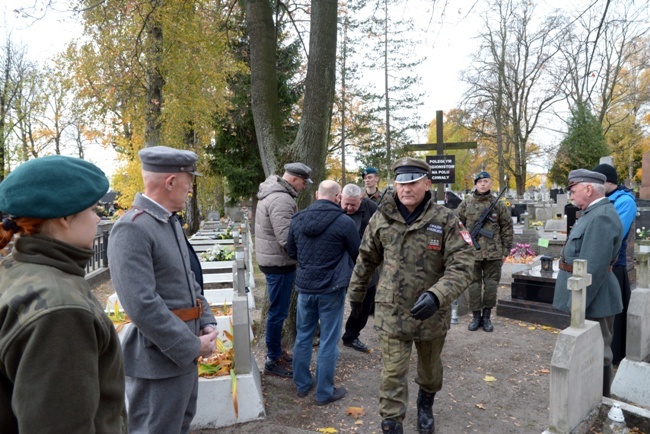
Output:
[{"xmin": 108, "ymin": 193, "xmax": 216, "ymax": 433}]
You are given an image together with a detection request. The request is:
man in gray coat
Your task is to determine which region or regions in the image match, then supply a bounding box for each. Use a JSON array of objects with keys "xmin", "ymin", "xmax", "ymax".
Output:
[
  {"xmin": 553, "ymin": 168, "xmax": 623, "ymax": 397},
  {"xmin": 108, "ymin": 146, "xmax": 219, "ymax": 434},
  {"xmin": 255, "ymin": 162, "xmax": 312, "ymax": 377}
]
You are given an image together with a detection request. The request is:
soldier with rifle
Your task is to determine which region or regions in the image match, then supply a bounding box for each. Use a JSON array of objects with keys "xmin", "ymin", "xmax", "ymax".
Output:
[{"xmin": 456, "ymin": 171, "xmax": 513, "ymax": 332}]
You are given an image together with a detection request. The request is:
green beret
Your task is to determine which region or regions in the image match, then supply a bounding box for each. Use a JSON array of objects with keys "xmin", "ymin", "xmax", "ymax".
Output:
[{"xmin": 0, "ymin": 155, "xmax": 109, "ymax": 219}]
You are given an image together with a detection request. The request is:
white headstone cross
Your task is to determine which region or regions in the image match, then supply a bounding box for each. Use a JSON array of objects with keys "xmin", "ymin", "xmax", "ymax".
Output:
[{"xmin": 567, "ymin": 259, "xmax": 591, "ymax": 328}]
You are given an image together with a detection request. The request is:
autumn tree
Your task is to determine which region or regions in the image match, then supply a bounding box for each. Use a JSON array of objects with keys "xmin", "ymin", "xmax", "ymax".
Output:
[{"xmin": 68, "ymin": 0, "xmax": 237, "ymax": 221}]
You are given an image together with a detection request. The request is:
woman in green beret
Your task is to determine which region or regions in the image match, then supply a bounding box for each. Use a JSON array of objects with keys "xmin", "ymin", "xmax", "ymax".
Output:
[{"xmin": 0, "ymin": 155, "xmax": 127, "ymax": 434}]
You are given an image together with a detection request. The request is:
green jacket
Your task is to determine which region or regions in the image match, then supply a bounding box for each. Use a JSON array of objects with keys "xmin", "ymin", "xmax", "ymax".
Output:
[
  {"xmin": 348, "ymin": 193, "xmax": 475, "ymax": 341},
  {"xmin": 0, "ymin": 235, "xmax": 127, "ymax": 434},
  {"xmin": 456, "ymin": 190, "xmax": 514, "ymax": 260}
]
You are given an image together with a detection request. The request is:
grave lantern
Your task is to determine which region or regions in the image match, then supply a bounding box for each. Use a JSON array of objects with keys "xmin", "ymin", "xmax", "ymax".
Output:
[{"xmin": 540, "ymin": 255, "xmax": 554, "ymax": 273}]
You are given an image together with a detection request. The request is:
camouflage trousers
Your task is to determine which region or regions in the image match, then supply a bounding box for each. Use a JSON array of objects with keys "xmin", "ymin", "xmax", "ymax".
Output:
[
  {"xmin": 468, "ymin": 259, "xmax": 503, "ymax": 311},
  {"xmin": 378, "ymin": 334, "xmax": 445, "ymax": 422}
]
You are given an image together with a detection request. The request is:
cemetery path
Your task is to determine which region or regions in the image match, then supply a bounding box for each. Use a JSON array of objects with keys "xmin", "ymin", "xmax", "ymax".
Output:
[{"xmin": 93, "ymin": 282, "xmax": 558, "ymax": 434}]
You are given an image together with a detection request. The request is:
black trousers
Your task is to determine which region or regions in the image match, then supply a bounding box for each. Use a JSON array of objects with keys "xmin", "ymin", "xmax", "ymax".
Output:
[
  {"xmin": 611, "ymin": 265, "xmax": 631, "ymax": 365},
  {"xmin": 342, "ymin": 285, "xmax": 377, "ymax": 343}
]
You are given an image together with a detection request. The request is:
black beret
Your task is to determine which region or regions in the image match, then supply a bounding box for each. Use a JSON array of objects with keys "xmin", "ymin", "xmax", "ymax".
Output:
[
  {"xmin": 592, "ymin": 164, "xmax": 618, "ymax": 184},
  {"xmin": 567, "ymin": 169, "xmax": 606, "ymax": 188},
  {"xmin": 139, "ymin": 146, "xmax": 201, "ymax": 175},
  {"xmin": 284, "ymin": 162, "xmax": 313, "ymax": 183},
  {"xmin": 392, "ymin": 157, "xmax": 430, "ymax": 184},
  {"xmin": 0, "ymin": 155, "xmax": 109, "ymax": 218}
]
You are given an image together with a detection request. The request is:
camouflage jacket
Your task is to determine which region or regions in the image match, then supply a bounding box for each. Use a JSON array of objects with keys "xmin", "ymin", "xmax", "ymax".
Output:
[
  {"xmin": 456, "ymin": 190, "xmax": 514, "ymax": 260},
  {"xmin": 0, "ymin": 235, "xmax": 126, "ymax": 434},
  {"xmin": 348, "ymin": 192, "xmax": 475, "ymax": 341}
]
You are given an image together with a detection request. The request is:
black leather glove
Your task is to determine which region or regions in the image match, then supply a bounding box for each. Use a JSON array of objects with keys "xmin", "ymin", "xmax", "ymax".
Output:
[
  {"xmin": 410, "ymin": 292, "xmax": 439, "ymax": 321},
  {"xmin": 350, "ymin": 302, "xmax": 362, "ymax": 319}
]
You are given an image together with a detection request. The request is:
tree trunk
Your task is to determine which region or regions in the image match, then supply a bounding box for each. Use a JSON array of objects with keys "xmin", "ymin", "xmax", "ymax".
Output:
[
  {"xmin": 144, "ymin": 2, "xmax": 164, "ymax": 148},
  {"xmin": 246, "ymin": 0, "xmax": 339, "ymax": 345},
  {"xmin": 291, "ymin": 0, "xmax": 338, "ymax": 209},
  {"xmin": 245, "ymin": 0, "xmax": 284, "ymax": 177}
]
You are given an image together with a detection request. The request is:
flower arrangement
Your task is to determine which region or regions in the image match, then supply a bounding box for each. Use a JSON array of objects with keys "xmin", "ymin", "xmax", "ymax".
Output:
[
  {"xmin": 200, "ymin": 245, "xmax": 235, "ymax": 262},
  {"xmin": 505, "ymin": 243, "xmax": 536, "ymax": 264},
  {"xmin": 637, "ymin": 227, "xmax": 650, "ymax": 240}
]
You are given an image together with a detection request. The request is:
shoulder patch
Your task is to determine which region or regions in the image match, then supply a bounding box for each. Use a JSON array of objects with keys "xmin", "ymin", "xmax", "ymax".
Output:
[{"xmin": 460, "ymin": 229, "xmax": 473, "ymax": 245}]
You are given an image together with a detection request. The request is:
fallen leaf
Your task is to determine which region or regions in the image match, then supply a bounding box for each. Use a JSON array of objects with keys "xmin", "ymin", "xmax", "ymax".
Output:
[
  {"xmin": 476, "ymin": 403, "xmax": 485, "ymax": 410},
  {"xmin": 355, "ymin": 420, "xmax": 364, "ymax": 425},
  {"xmin": 527, "ymin": 326, "xmax": 536, "ymax": 330},
  {"xmin": 345, "ymin": 406, "xmax": 366, "ymax": 418},
  {"xmin": 317, "ymin": 428, "xmax": 338, "ymax": 434},
  {"xmin": 538, "ymin": 369, "xmax": 550, "ymax": 374},
  {"xmin": 484, "ymin": 375, "xmax": 497, "ymax": 382},
  {"xmin": 517, "ymin": 322, "xmax": 527, "ymax": 327}
]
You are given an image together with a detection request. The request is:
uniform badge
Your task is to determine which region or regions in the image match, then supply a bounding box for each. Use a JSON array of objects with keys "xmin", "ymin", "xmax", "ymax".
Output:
[
  {"xmin": 460, "ymin": 230, "xmax": 472, "ymax": 245},
  {"xmin": 428, "ymin": 238, "xmax": 441, "ymax": 250}
]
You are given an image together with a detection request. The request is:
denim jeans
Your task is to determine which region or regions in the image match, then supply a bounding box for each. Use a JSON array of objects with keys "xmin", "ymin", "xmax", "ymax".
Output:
[
  {"xmin": 293, "ymin": 288, "xmax": 346, "ymax": 401},
  {"xmin": 265, "ymin": 271, "xmax": 296, "ymax": 361}
]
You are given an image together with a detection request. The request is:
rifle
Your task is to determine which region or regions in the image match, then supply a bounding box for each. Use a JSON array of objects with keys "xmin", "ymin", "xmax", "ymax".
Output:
[{"xmin": 469, "ymin": 186, "xmax": 507, "ymax": 251}]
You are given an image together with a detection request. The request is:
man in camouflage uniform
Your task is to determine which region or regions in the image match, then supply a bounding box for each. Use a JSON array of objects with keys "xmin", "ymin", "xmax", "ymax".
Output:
[
  {"xmin": 456, "ymin": 171, "xmax": 513, "ymax": 332},
  {"xmin": 348, "ymin": 157, "xmax": 474, "ymax": 434},
  {"xmin": 362, "ymin": 167, "xmax": 381, "ymax": 203}
]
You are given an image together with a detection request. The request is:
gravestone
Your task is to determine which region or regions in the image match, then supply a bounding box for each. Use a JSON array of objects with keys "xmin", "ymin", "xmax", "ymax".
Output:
[
  {"xmin": 611, "ymin": 252, "xmax": 650, "ymax": 407},
  {"xmin": 554, "ymin": 194, "xmax": 568, "ymax": 217},
  {"xmin": 535, "ymin": 205, "xmax": 554, "ymax": 223},
  {"xmin": 548, "ymin": 260, "xmax": 604, "ymax": 433},
  {"xmin": 497, "ymin": 259, "xmax": 570, "ymax": 328}
]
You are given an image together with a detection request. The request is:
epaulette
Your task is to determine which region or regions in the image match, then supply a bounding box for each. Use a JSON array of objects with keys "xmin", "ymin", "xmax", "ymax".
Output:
[{"xmin": 130, "ymin": 207, "xmax": 146, "ymax": 222}]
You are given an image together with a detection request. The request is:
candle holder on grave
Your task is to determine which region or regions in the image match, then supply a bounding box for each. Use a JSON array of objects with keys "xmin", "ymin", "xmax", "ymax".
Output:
[{"xmin": 540, "ymin": 255, "xmax": 554, "ymax": 274}]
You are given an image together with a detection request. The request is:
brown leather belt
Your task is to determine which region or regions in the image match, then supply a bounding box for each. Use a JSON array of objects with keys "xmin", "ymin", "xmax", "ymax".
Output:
[
  {"xmin": 559, "ymin": 260, "xmax": 612, "ymax": 273},
  {"xmin": 171, "ymin": 299, "xmax": 204, "ymax": 321}
]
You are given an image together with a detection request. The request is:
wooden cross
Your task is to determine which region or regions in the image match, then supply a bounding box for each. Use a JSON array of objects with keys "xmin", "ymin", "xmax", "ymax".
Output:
[
  {"xmin": 567, "ymin": 259, "xmax": 591, "ymax": 328},
  {"xmin": 404, "ymin": 110, "xmax": 477, "ymax": 201}
]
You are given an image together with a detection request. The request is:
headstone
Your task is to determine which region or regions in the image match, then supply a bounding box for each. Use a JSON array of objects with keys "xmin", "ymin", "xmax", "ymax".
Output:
[
  {"xmin": 640, "ymin": 151, "xmax": 650, "ymax": 200},
  {"xmin": 497, "ymin": 261, "xmax": 570, "ymax": 329},
  {"xmin": 535, "ymin": 205, "xmax": 554, "ymax": 223},
  {"xmin": 545, "ymin": 219, "xmax": 567, "ymax": 233},
  {"xmin": 548, "ymin": 260, "xmax": 604, "ymax": 433},
  {"xmin": 610, "ymin": 252, "xmax": 650, "ymax": 407},
  {"xmin": 555, "ymin": 194, "xmax": 568, "ymax": 216}
]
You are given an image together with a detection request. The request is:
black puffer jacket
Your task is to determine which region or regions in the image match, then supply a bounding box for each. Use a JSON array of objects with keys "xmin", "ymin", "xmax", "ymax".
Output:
[{"xmin": 287, "ymin": 199, "xmax": 360, "ymax": 294}]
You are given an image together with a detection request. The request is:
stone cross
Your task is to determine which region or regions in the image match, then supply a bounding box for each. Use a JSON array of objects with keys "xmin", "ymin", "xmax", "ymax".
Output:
[
  {"xmin": 404, "ymin": 110, "xmax": 478, "ymax": 200},
  {"xmin": 567, "ymin": 259, "xmax": 591, "ymax": 328},
  {"xmin": 637, "ymin": 252, "xmax": 650, "ymax": 288}
]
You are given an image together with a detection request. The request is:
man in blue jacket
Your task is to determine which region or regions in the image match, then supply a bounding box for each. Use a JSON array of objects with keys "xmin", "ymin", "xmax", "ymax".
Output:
[
  {"xmin": 593, "ymin": 163, "xmax": 637, "ymax": 365},
  {"xmin": 286, "ymin": 180, "xmax": 360, "ymax": 406},
  {"xmin": 553, "ymin": 168, "xmax": 623, "ymax": 397}
]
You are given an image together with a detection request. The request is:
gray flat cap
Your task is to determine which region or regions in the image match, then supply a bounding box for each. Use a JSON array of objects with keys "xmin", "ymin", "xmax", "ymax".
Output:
[
  {"xmin": 284, "ymin": 162, "xmax": 312, "ymax": 184},
  {"xmin": 139, "ymin": 146, "xmax": 201, "ymax": 176},
  {"xmin": 567, "ymin": 169, "xmax": 605, "ymax": 188}
]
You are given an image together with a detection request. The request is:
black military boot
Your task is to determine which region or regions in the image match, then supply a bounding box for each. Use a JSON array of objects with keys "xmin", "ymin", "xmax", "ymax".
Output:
[
  {"xmin": 381, "ymin": 419, "xmax": 403, "ymax": 434},
  {"xmin": 482, "ymin": 308, "xmax": 494, "ymax": 332},
  {"xmin": 468, "ymin": 311, "xmax": 482, "ymax": 331},
  {"xmin": 416, "ymin": 389, "xmax": 435, "ymax": 434}
]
